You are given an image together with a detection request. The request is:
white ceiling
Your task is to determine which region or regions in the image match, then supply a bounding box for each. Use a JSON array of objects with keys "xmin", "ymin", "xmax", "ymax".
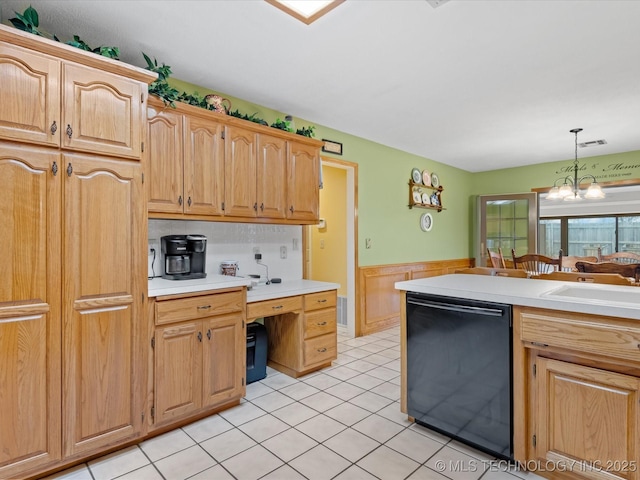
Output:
[{"xmin": 2, "ymin": 0, "xmax": 639, "ymax": 173}]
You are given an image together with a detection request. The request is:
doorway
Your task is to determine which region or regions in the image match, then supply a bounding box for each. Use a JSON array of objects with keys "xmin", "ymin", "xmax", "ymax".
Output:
[{"xmin": 305, "ymin": 158, "xmax": 358, "ymax": 338}]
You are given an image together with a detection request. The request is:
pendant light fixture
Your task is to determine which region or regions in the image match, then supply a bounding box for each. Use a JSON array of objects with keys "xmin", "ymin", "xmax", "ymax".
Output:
[{"xmin": 547, "ymin": 128, "xmax": 605, "ymax": 201}]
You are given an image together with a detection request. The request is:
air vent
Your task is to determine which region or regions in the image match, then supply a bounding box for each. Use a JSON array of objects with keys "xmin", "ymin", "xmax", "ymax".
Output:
[
  {"xmin": 578, "ymin": 139, "xmax": 607, "ymax": 148},
  {"xmin": 427, "ymin": 0, "xmax": 451, "ymax": 8}
]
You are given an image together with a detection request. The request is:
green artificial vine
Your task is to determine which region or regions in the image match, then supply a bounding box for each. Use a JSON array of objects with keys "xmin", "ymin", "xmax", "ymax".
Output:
[
  {"xmin": 228, "ymin": 109, "xmax": 268, "ymax": 126},
  {"xmin": 142, "ymin": 53, "xmax": 180, "ymax": 107},
  {"xmin": 270, "ymin": 118, "xmax": 294, "ymax": 132},
  {"xmin": 296, "ymin": 126, "xmax": 316, "ymax": 138},
  {"xmin": 9, "ymin": 5, "xmax": 44, "ymax": 36},
  {"xmin": 10, "ymin": 6, "xmax": 120, "ymax": 59},
  {"xmin": 68, "ymin": 35, "xmax": 120, "ymax": 59}
]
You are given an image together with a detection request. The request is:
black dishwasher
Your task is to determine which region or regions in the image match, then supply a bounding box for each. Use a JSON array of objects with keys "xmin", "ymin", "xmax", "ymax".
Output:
[{"xmin": 406, "ymin": 292, "xmax": 513, "ymax": 460}]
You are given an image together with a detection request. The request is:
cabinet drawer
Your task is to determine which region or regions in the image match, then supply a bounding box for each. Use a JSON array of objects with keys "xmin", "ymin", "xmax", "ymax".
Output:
[
  {"xmin": 520, "ymin": 311, "xmax": 640, "ymax": 362},
  {"xmin": 304, "ymin": 290, "xmax": 337, "ymax": 312},
  {"xmin": 156, "ymin": 291, "xmax": 243, "ymax": 325},
  {"xmin": 303, "ymin": 333, "xmax": 336, "ymax": 367},
  {"xmin": 247, "ymin": 295, "xmax": 302, "ymax": 320},
  {"xmin": 304, "ymin": 308, "xmax": 336, "ymax": 340}
]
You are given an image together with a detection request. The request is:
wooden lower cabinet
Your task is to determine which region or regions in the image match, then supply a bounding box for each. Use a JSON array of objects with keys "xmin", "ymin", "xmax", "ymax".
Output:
[
  {"xmin": 534, "ymin": 357, "xmax": 640, "ymax": 480},
  {"xmin": 514, "ymin": 307, "xmax": 640, "ymax": 480},
  {"xmin": 155, "ymin": 321, "xmax": 203, "ymax": 423},
  {"xmin": 0, "ymin": 142, "xmax": 146, "ymax": 477},
  {"xmin": 255, "ymin": 290, "xmax": 337, "ymax": 377},
  {"xmin": 62, "ymin": 153, "xmax": 146, "ymax": 457},
  {"xmin": 152, "ymin": 291, "xmax": 246, "ymax": 428},
  {"xmin": 0, "ymin": 143, "xmax": 62, "ymax": 479}
]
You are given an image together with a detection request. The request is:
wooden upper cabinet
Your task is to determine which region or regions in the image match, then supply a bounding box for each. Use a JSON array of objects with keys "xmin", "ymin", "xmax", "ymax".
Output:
[
  {"xmin": 0, "ymin": 142, "xmax": 62, "ymax": 478},
  {"xmin": 145, "ymin": 98, "xmax": 322, "ymax": 224},
  {"xmin": 0, "ymin": 42, "xmax": 60, "ymax": 147},
  {"xmin": 287, "ymin": 140, "xmax": 319, "ymax": 221},
  {"xmin": 62, "ymin": 153, "xmax": 144, "ymax": 456},
  {"xmin": 257, "ymin": 134, "xmax": 287, "ymax": 219},
  {"xmin": 225, "ymin": 125, "xmax": 258, "ymax": 217},
  {"xmin": 184, "ymin": 115, "xmax": 225, "ymax": 216},
  {"xmin": 0, "ymin": 39, "xmax": 147, "ymax": 159},
  {"xmin": 147, "ymin": 105, "xmax": 184, "ymax": 213},
  {"xmin": 62, "ymin": 63, "xmax": 144, "ymax": 159}
]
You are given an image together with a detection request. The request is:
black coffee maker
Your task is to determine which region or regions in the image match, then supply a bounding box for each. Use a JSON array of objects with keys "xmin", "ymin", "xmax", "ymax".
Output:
[{"xmin": 161, "ymin": 234, "xmax": 207, "ymax": 280}]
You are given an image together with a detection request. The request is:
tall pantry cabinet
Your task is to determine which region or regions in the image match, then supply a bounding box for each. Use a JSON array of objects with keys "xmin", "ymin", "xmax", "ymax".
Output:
[{"xmin": 0, "ymin": 24, "xmax": 155, "ymax": 478}]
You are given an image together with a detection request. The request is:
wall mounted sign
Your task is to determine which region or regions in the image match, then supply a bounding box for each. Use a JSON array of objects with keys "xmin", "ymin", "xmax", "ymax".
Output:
[{"xmin": 322, "ymin": 139, "xmax": 343, "ymax": 155}]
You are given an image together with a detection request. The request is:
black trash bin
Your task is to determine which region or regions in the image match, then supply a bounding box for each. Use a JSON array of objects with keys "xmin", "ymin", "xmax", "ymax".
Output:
[{"xmin": 246, "ymin": 322, "xmax": 267, "ymax": 384}]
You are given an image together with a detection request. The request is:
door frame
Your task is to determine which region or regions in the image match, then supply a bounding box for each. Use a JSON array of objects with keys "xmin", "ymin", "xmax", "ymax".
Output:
[{"xmin": 303, "ymin": 157, "xmax": 359, "ymax": 338}]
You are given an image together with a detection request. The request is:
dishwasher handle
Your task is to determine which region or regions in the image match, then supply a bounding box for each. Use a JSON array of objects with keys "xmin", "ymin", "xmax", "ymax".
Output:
[{"xmin": 407, "ymin": 299, "xmax": 505, "ymax": 317}]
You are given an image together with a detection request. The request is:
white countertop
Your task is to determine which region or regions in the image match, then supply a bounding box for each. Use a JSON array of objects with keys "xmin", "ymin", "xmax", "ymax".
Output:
[
  {"xmin": 148, "ymin": 275, "xmax": 339, "ymax": 302},
  {"xmin": 395, "ymin": 274, "xmax": 640, "ymax": 320},
  {"xmin": 245, "ymin": 279, "xmax": 340, "ymax": 303}
]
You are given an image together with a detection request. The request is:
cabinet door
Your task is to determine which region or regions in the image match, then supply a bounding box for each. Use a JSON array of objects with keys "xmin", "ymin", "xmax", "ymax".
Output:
[
  {"xmin": 184, "ymin": 115, "xmax": 225, "ymax": 215},
  {"xmin": 224, "ymin": 125, "xmax": 257, "ymax": 217},
  {"xmin": 62, "ymin": 63, "xmax": 144, "ymax": 159},
  {"xmin": 287, "ymin": 141, "xmax": 319, "ymax": 221},
  {"xmin": 202, "ymin": 314, "xmax": 245, "ymax": 407},
  {"xmin": 536, "ymin": 357, "xmax": 640, "ymax": 480},
  {"xmin": 147, "ymin": 105, "xmax": 184, "ymax": 213},
  {"xmin": 154, "ymin": 322, "xmax": 202, "ymax": 424},
  {"xmin": 62, "ymin": 154, "xmax": 145, "ymax": 456},
  {"xmin": 0, "ymin": 42, "xmax": 60, "ymax": 147},
  {"xmin": 0, "ymin": 143, "xmax": 61, "ymax": 477},
  {"xmin": 256, "ymin": 134, "xmax": 286, "ymax": 219}
]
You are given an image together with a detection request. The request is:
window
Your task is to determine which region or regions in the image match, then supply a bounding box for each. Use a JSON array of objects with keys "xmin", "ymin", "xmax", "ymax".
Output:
[{"xmin": 539, "ymin": 215, "xmax": 640, "ymax": 256}]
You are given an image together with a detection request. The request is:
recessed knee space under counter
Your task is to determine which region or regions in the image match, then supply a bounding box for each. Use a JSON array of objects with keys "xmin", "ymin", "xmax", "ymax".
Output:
[{"xmin": 147, "ymin": 275, "xmax": 339, "ymax": 431}]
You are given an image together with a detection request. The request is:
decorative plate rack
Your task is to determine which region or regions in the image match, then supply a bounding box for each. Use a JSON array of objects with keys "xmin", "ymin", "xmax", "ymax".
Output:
[{"xmin": 408, "ymin": 180, "xmax": 444, "ymax": 212}]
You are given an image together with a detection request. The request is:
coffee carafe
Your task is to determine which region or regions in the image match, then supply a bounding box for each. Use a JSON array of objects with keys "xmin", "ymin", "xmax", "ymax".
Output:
[{"xmin": 161, "ymin": 234, "xmax": 207, "ymax": 280}]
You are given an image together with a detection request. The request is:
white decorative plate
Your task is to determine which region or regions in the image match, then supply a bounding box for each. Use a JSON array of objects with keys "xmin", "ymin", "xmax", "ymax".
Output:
[
  {"xmin": 422, "ymin": 170, "xmax": 431, "ymax": 186},
  {"xmin": 412, "ymin": 190, "xmax": 422, "ymax": 203},
  {"xmin": 411, "ymin": 168, "xmax": 422, "ymax": 184},
  {"xmin": 431, "ymin": 172, "xmax": 440, "ymax": 188},
  {"xmin": 421, "ymin": 192, "xmax": 430, "ymax": 204},
  {"xmin": 420, "ymin": 213, "xmax": 433, "ymax": 232}
]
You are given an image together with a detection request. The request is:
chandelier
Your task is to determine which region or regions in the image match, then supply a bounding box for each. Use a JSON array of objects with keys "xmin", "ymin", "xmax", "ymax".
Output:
[{"xmin": 547, "ymin": 128, "xmax": 605, "ymax": 201}]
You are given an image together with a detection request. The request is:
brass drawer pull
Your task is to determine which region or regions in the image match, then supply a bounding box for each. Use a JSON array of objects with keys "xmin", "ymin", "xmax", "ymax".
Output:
[
  {"xmin": 317, "ymin": 299, "xmax": 327, "ymax": 303},
  {"xmin": 317, "ymin": 347, "xmax": 327, "ymax": 353},
  {"xmin": 272, "ymin": 305, "xmax": 283, "ymax": 310},
  {"xmin": 197, "ymin": 305, "xmax": 211, "ymax": 310},
  {"xmin": 317, "ymin": 321, "xmax": 327, "ymax": 326}
]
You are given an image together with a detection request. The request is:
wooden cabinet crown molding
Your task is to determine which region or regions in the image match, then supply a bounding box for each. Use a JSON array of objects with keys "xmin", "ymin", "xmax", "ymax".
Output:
[
  {"xmin": 147, "ymin": 96, "xmax": 323, "ymax": 148},
  {"xmin": 0, "ymin": 24, "xmax": 156, "ymax": 83}
]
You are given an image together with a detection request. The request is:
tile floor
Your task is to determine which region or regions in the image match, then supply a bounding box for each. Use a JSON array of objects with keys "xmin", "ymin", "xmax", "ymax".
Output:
[{"xmin": 44, "ymin": 326, "xmax": 543, "ymax": 480}]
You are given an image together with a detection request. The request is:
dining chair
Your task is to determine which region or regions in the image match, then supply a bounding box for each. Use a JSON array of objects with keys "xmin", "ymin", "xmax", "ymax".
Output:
[
  {"xmin": 575, "ymin": 261, "xmax": 640, "ymax": 283},
  {"xmin": 511, "ymin": 250, "xmax": 561, "ymax": 276},
  {"xmin": 456, "ymin": 267, "xmax": 528, "ymax": 278},
  {"xmin": 597, "ymin": 247, "xmax": 640, "ymax": 264},
  {"xmin": 559, "ymin": 254, "xmax": 598, "ymax": 272},
  {"xmin": 486, "ymin": 248, "xmax": 506, "ymax": 269},
  {"xmin": 536, "ymin": 271, "xmax": 633, "ymax": 286}
]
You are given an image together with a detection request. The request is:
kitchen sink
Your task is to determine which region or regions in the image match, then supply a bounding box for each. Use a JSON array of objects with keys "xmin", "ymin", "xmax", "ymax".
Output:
[{"xmin": 543, "ymin": 285, "xmax": 640, "ymax": 305}]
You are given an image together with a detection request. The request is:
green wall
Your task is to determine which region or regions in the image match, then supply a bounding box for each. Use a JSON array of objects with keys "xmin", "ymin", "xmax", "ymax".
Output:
[
  {"xmin": 167, "ymin": 79, "xmax": 640, "ymax": 267},
  {"xmin": 471, "ymin": 150, "xmax": 640, "ymax": 196}
]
